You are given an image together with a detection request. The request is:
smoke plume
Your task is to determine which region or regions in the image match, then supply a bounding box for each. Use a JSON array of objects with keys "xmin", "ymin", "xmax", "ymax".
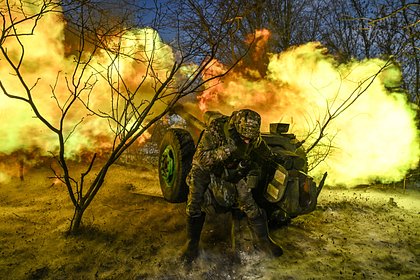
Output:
[{"xmin": 198, "ymin": 34, "xmax": 419, "ymax": 186}]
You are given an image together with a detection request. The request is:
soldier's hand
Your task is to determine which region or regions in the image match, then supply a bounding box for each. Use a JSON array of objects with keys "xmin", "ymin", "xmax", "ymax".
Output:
[
  {"xmin": 216, "ymin": 142, "xmax": 237, "ymax": 161},
  {"xmin": 226, "ymin": 138, "xmax": 238, "ymax": 155}
]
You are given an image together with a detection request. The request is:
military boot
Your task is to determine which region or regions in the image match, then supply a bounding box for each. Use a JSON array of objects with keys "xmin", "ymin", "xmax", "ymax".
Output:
[
  {"xmin": 248, "ymin": 210, "xmax": 283, "ymax": 257},
  {"xmin": 180, "ymin": 214, "xmax": 205, "ymax": 263}
]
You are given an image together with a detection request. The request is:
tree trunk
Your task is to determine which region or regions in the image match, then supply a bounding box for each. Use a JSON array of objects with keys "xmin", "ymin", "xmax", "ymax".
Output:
[{"xmin": 69, "ymin": 206, "xmax": 85, "ymax": 234}]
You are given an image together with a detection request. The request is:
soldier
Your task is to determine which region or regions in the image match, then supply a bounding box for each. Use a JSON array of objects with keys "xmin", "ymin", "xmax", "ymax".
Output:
[{"xmin": 181, "ymin": 109, "xmax": 283, "ymax": 263}]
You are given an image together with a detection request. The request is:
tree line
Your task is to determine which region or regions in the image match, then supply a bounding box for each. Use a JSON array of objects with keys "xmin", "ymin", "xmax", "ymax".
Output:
[{"xmin": 191, "ymin": 0, "xmax": 418, "ymax": 105}]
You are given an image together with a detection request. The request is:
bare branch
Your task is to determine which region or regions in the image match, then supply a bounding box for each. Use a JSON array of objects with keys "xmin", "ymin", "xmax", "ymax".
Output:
[{"xmin": 306, "ymin": 58, "xmax": 394, "ymax": 155}]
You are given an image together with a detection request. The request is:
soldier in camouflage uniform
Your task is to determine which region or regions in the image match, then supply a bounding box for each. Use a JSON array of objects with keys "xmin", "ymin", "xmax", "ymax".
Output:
[{"xmin": 181, "ymin": 109, "xmax": 283, "ymax": 263}]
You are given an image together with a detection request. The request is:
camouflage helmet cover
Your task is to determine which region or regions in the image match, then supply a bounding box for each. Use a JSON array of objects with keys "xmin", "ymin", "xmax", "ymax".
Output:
[{"xmin": 230, "ymin": 109, "xmax": 261, "ymax": 140}]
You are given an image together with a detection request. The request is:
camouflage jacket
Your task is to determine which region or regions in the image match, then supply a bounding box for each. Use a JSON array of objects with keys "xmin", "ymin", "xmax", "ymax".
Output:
[{"xmin": 192, "ymin": 115, "xmax": 273, "ymax": 173}]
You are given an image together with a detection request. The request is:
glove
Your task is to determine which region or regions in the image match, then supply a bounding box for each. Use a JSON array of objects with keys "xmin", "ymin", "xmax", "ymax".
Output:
[{"xmin": 215, "ymin": 142, "xmax": 237, "ymax": 161}]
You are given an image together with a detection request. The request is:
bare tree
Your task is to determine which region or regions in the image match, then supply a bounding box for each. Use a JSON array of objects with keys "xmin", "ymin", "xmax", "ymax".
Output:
[
  {"xmin": 370, "ymin": 0, "xmax": 419, "ymax": 105},
  {"xmin": 0, "ymin": 0, "xmax": 249, "ymax": 233},
  {"xmin": 319, "ymin": 0, "xmax": 419, "ymax": 104},
  {"xmin": 206, "ymin": 0, "xmax": 325, "ymax": 75}
]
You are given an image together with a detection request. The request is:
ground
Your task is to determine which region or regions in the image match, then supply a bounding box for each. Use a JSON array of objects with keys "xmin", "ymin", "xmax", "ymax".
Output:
[{"xmin": 0, "ymin": 161, "xmax": 419, "ymax": 280}]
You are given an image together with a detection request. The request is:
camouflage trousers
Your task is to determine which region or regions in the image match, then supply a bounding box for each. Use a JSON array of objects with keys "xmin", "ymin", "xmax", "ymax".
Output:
[{"xmin": 186, "ymin": 165, "xmax": 262, "ymax": 219}]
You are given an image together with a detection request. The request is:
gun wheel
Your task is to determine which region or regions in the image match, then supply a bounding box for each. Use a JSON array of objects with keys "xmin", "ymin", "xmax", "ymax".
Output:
[{"xmin": 158, "ymin": 128, "xmax": 195, "ymax": 203}]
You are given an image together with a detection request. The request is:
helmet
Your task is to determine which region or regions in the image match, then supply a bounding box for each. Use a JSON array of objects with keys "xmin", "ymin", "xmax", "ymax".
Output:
[{"xmin": 230, "ymin": 109, "xmax": 261, "ymax": 140}]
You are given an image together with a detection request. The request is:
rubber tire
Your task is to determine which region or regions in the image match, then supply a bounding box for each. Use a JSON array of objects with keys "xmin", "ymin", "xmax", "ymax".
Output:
[{"xmin": 158, "ymin": 128, "xmax": 195, "ymax": 203}]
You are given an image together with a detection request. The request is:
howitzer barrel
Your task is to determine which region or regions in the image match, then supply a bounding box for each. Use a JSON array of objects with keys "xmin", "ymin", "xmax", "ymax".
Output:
[
  {"xmin": 171, "ymin": 104, "xmax": 206, "ymax": 142},
  {"xmin": 171, "ymin": 104, "xmax": 205, "ymax": 131}
]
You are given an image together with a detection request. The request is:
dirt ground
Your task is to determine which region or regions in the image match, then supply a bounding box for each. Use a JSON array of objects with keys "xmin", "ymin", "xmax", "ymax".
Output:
[{"xmin": 0, "ymin": 161, "xmax": 419, "ymax": 280}]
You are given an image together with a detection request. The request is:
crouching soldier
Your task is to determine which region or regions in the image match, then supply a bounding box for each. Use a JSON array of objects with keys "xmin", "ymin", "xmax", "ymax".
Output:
[{"xmin": 181, "ymin": 109, "xmax": 283, "ymax": 263}]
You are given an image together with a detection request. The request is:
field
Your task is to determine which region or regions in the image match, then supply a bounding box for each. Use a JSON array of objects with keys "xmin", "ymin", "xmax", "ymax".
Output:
[{"xmin": 0, "ymin": 160, "xmax": 419, "ymax": 279}]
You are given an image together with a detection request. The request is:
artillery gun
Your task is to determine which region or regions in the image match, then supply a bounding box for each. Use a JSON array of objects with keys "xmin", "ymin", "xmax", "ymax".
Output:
[{"xmin": 158, "ymin": 104, "xmax": 327, "ymax": 226}]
